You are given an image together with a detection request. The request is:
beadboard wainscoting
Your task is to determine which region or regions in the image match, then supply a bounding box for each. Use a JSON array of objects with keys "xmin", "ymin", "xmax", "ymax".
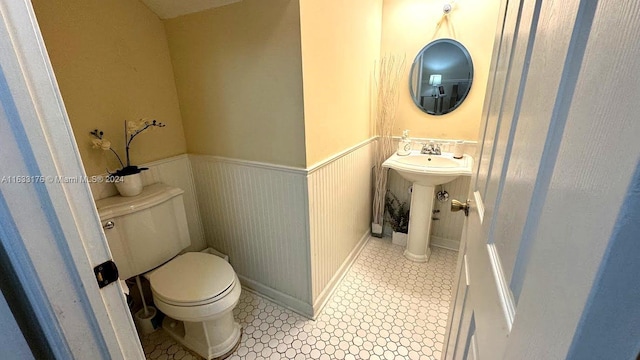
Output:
[
  {"xmin": 188, "ymin": 139, "xmax": 375, "ymax": 318},
  {"xmin": 307, "ymin": 140, "xmax": 374, "ymax": 315},
  {"xmin": 89, "ymin": 154, "xmax": 206, "ymax": 252},
  {"xmin": 189, "ymin": 155, "xmax": 313, "ymax": 316}
]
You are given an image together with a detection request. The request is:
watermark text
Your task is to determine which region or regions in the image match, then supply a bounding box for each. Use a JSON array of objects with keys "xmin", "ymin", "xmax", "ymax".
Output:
[{"xmin": 0, "ymin": 175, "xmax": 123, "ymax": 184}]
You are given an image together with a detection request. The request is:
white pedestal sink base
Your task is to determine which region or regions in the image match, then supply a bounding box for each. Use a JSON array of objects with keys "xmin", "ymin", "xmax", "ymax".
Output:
[
  {"xmin": 404, "ymin": 247, "xmax": 431, "ymax": 263},
  {"xmin": 404, "ymin": 183, "xmax": 435, "ymax": 262}
]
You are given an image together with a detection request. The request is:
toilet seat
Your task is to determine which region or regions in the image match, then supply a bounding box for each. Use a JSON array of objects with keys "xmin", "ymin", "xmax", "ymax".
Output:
[
  {"xmin": 153, "ymin": 279, "xmax": 241, "ymax": 322},
  {"xmin": 148, "ymin": 252, "xmax": 241, "ymax": 322},
  {"xmin": 149, "ymin": 252, "xmax": 236, "ymax": 306}
]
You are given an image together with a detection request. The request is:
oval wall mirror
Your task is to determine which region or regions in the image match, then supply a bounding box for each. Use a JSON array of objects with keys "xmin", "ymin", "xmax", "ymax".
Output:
[{"xmin": 409, "ymin": 38, "xmax": 474, "ymax": 115}]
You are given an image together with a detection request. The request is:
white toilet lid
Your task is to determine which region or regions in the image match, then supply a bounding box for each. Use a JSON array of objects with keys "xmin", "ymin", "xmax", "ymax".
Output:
[{"xmin": 148, "ymin": 252, "xmax": 236, "ymax": 305}]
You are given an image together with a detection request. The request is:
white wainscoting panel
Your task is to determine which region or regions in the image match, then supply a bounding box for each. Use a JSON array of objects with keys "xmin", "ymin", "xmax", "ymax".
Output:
[
  {"xmin": 189, "ymin": 155, "xmax": 312, "ymax": 315},
  {"xmin": 308, "ymin": 141, "xmax": 374, "ymax": 313},
  {"xmin": 89, "ymin": 154, "xmax": 206, "ymax": 252}
]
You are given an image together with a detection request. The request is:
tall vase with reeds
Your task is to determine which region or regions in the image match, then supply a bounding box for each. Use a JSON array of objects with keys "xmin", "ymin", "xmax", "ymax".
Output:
[{"xmin": 372, "ymin": 55, "xmax": 405, "ymax": 237}]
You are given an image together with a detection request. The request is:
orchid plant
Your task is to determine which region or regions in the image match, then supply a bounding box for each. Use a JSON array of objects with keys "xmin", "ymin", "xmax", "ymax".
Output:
[{"xmin": 90, "ymin": 119, "xmax": 165, "ymax": 177}]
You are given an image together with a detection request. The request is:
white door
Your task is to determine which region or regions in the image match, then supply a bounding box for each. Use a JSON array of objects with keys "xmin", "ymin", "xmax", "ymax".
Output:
[
  {"xmin": 0, "ymin": 1, "xmax": 143, "ymax": 358},
  {"xmin": 444, "ymin": 0, "xmax": 640, "ymax": 358}
]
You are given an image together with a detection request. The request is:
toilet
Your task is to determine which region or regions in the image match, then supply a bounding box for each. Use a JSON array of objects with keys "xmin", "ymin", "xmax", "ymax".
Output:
[{"xmin": 96, "ymin": 183, "xmax": 241, "ymax": 359}]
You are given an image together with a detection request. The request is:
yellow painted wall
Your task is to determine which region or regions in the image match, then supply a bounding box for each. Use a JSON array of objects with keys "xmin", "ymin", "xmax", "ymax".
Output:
[
  {"xmin": 164, "ymin": 0, "xmax": 306, "ymax": 168},
  {"xmin": 34, "ymin": 0, "xmax": 499, "ymax": 172},
  {"xmin": 32, "ymin": 0, "xmax": 187, "ymax": 176},
  {"xmin": 300, "ymin": 0, "xmax": 383, "ymax": 167},
  {"xmin": 381, "ymin": 0, "xmax": 501, "ymax": 140}
]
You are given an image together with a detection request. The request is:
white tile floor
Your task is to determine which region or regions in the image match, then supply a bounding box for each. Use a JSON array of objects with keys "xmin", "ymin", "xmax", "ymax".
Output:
[{"xmin": 141, "ymin": 237, "xmax": 458, "ymax": 360}]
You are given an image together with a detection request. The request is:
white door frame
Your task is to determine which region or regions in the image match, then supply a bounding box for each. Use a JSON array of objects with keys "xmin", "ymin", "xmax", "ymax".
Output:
[{"xmin": 0, "ymin": 1, "xmax": 143, "ymax": 358}]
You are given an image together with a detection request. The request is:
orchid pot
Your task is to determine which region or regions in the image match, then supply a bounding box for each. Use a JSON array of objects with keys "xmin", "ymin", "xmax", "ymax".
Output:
[{"xmin": 114, "ymin": 172, "xmax": 143, "ymax": 197}]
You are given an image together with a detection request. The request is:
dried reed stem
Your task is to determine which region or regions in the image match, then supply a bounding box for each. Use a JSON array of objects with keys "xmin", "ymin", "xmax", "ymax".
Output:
[{"xmin": 372, "ymin": 54, "xmax": 406, "ymax": 229}]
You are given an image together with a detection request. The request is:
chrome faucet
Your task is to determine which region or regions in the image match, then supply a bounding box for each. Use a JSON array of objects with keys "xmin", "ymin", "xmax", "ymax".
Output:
[{"xmin": 421, "ymin": 141, "xmax": 441, "ymax": 155}]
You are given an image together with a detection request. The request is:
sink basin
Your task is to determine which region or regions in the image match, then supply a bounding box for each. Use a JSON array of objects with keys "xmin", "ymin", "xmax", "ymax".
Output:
[{"xmin": 383, "ymin": 151, "xmax": 472, "ymax": 186}]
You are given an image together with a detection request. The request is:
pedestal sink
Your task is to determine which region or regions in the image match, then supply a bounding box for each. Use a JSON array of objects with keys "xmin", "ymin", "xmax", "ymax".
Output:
[{"xmin": 383, "ymin": 151, "xmax": 472, "ymax": 262}]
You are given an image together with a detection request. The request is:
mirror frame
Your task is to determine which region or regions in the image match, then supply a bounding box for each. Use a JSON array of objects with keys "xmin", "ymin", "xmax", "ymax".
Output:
[{"xmin": 409, "ymin": 38, "xmax": 474, "ymax": 115}]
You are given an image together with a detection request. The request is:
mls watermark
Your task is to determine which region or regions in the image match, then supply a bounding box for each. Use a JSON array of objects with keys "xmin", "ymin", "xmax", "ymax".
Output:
[{"xmin": 0, "ymin": 175, "xmax": 124, "ymax": 184}]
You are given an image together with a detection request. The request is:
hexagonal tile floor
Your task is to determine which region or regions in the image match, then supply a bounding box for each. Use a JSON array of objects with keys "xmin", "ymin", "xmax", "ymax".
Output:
[{"xmin": 141, "ymin": 237, "xmax": 457, "ymax": 359}]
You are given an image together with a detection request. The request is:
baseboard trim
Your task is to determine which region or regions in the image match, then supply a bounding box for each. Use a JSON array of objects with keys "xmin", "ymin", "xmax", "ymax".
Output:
[
  {"xmin": 311, "ymin": 231, "xmax": 371, "ymax": 319},
  {"xmin": 431, "ymin": 235, "xmax": 460, "ymax": 251},
  {"xmin": 237, "ymin": 275, "xmax": 314, "ymax": 319}
]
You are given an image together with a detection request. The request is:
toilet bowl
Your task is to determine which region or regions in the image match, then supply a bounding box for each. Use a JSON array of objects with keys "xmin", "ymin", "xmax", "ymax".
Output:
[
  {"xmin": 147, "ymin": 252, "xmax": 242, "ymax": 359},
  {"xmin": 96, "ymin": 183, "xmax": 242, "ymax": 359}
]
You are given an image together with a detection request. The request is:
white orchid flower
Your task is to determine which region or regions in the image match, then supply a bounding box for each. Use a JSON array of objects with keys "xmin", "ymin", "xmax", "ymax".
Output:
[
  {"xmin": 126, "ymin": 119, "xmax": 144, "ymax": 134},
  {"xmin": 100, "ymin": 139, "xmax": 111, "ymax": 151},
  {"xmin": 91, "ymin": 138, "xmax": 112, "ymax": 151},
  {"xmin": 91, "ymin": 119, "xmax": 164, "ymax": 171},
  {"xmin": 91, "ymin": 138, "xmax": 103, "ymax": 149}
]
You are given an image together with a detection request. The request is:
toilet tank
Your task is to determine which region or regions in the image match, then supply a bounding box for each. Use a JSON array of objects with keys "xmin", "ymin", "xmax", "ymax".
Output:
[{"xmin": 96, "ymin": 183, "xmax": 191, "ymax": 280}]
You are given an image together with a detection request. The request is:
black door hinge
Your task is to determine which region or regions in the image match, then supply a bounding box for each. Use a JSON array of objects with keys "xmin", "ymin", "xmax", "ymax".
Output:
[{"xmin": 94, "ymin": 260, "xmax": 119, "ymax": 288}]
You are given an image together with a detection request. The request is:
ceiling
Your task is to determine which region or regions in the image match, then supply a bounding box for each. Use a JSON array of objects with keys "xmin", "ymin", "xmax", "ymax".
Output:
[{"xmin": 140, "ymin": 0, "xmax": 242, "ymax": 19}]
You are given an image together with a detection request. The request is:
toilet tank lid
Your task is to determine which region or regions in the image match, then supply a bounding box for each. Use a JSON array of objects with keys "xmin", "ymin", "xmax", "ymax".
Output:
[{"xmin": 96, "ymin": 183, "xmax": 184, "ymax": 220}]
